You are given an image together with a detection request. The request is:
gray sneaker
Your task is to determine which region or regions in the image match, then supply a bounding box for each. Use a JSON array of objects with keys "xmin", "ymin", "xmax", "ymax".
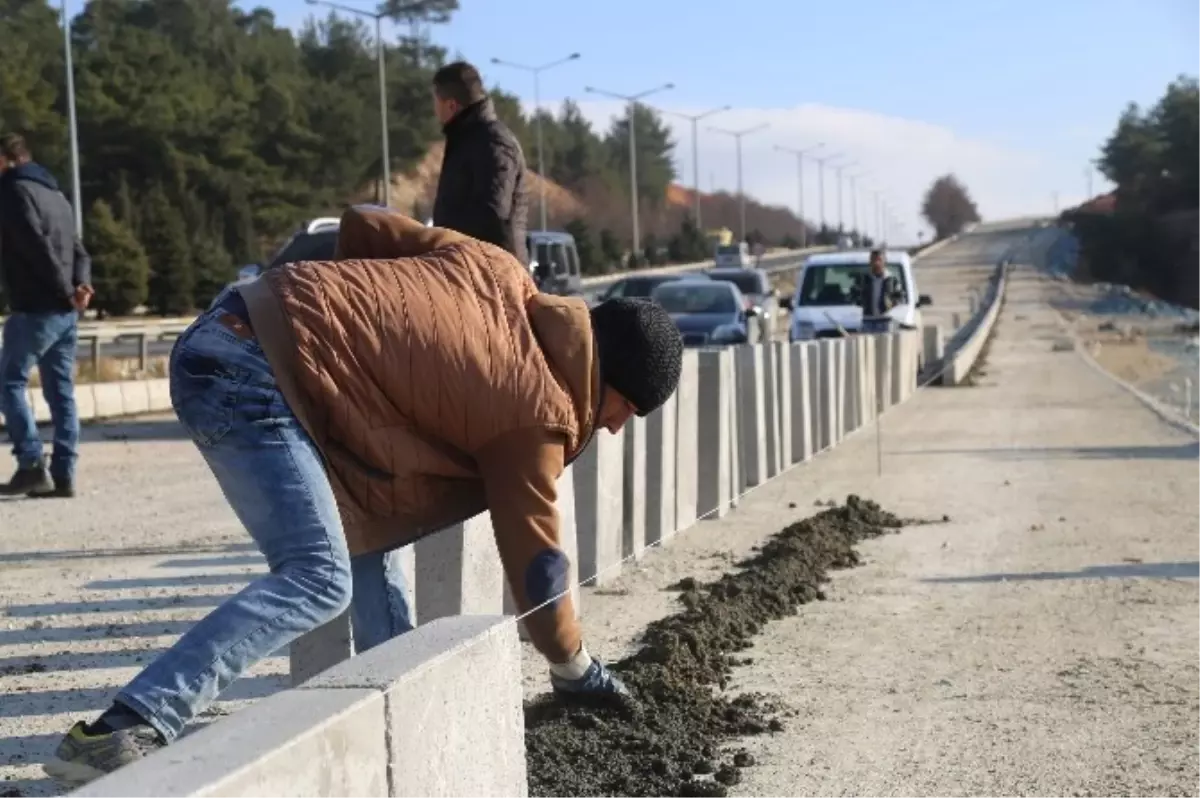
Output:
[{"xmin": 43, "ymin": 721, "xmax": 164, "ymax": 787}]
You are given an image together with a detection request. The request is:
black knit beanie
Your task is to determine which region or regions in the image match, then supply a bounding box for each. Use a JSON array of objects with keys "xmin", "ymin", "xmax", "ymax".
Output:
[{"xmin": 590, "ymin": 297, "xmax": 683, "ymax": 416}]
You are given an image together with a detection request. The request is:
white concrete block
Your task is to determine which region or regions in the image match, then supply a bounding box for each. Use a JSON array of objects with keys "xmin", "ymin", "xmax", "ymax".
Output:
[
  {"xmin": 875, "ymin": 333, "xmax": 893, "ymax": 412},
  {"xmin": 303, "ymin": 616, "xmax": 526, "ymax": 798},
  {"xmin": 735, "ymin": 345, "xmax": 767, "ymax": 488},
  {"xmin": 147, "ymin": 378, "xmax": 172, "ymax": 411},
  {"xmin": 121, "ymin": 381, "xmax": 152, "ymax": 415},
  {"xmin": 726, "ymin": 351, "xmax": 742, "ymax": 507},
  {"xmin": 414, "ymin": 512, "xmax": 505, "ymax": 623},
  {"xmin": 573, "ymin": 429, "xmax": 625, "ymax": 585},
  {"xmin": 93, "ymin": 382, "xmax": 124, "ymax": 418},
  {"xmin": 673, "ymin": 351, "xmax": 699, "ymax": 536},
  {"xmin": 773, "ymin": 342, "xmax": 792, "ymax": 468},
  {"xmin": 760, "ymin": 343, "xmax": 782, "ymax": 477},
  {"xmin": 644, "ymin": 393, "xmax": 677, "ymax": 545},
  {"xmin": 890, "ymin": 331, "xmax": 904, "ymax": 406},
  {"xmin": 817, "ymin": 340, "xmax": 838, "ymax": 451},
  {"xmin": 74, "ymin": 687, "xmax": 388, "ymax": 797},
  {"xmin": 788, "ymin": 343, "xmax": 813, "ymax": 463},
  {"xmin": 842, "ymin": 337, "xmax": 858, "ymax": 435},
  {"xmin": 922, "ymin": 324, "xmax": 945, "ymax": 384},
  {"xmin": 806, "ymin": 342, "xmax": 821, "ymax": 454},
  {"xmin": 622, "ymin": 416, "xmax": 647, "ymax": 560},
  {"xmin": 696, "ymin": 349, "xmax": 733, "ymax": 520},
  {"xmin": 75, "ymin": 384, "xmax": 97, "ymax": 421}
]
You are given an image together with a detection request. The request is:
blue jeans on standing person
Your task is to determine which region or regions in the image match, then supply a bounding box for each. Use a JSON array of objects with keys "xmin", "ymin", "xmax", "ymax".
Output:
[
  {"xmin": 0, "ymin": 311, "xmax": 79, "ymax": 482},
  {"xmin": 861, "ymin": 317, "xmax": 894, "ymax": 335},
  {"xmin": 113, "ymin": 291, "xmax": 414, "ymax": 743}
]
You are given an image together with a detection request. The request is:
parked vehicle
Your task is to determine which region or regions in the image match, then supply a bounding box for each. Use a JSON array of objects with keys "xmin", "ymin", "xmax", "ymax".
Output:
[
  {"xmin": 234, "ymin": 216, "xmax": 340, "ymax": 285},
  {"xmin": 782, "ymin": 249, "xmax": 932, "ymax": 341},
  {"xmin": 713, "ymin": 241, "xmax": 753, "ymax": 269},
  {"xmin": 650, "ymin": 280, "xmax": 753, "ymax": 348},
  {"xmin": 527, "ymin": 230, "xmax": 582, "ymax": 296},
  {"xmin": 595, "ymin": 273, "xmax": 687, "ymax": 302},
  {"xmin": 706, "ymin": 267, "xmax": 777, "ymax": 343}
]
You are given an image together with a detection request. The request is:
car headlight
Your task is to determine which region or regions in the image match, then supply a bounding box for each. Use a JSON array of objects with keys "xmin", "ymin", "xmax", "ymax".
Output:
[{"xmin": 711, "ymin": 324, "xmax": 747, "ymax": 344}]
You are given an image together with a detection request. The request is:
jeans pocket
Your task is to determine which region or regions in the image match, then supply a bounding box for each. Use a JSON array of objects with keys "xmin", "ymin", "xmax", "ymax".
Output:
[{"xmin": 170, "ymin": 347, "xmax": 252, "ymax": 447}]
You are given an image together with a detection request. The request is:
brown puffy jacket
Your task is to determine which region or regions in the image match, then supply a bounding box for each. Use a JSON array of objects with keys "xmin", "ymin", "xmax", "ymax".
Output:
[{"xmin": 238, "ymin": 205, "xmax": 598, "ymax": 661}]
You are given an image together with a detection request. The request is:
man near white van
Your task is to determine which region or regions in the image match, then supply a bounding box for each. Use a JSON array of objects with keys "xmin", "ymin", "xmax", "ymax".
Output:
[{"xmin": 857, "ymin": 248, "xmax": 903, "ymax": 334}]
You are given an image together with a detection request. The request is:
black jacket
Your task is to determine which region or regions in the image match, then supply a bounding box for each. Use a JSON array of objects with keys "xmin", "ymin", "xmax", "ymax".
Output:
[
  {"xmin": 432, "ymin": 99, "xmax": 529, "ymax": 264},
  {"xmin": 854, "ymin": 272, "xmax": 903, "ymax": 318},
  {"xmin": 0, "ymin": 162, "xmax": 90, "ymax": 313}
]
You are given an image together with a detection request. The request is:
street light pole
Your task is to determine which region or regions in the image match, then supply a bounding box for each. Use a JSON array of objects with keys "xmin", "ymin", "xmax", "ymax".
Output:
[
  {"xmin": 585, "ymin": 83, "xmax": 674, "ymax": 256},
  {"xmin": 490, "ymin": 52, "xmax": 581, "ymax": 231},
  {"xmin": 658, "ymin": 104, "xmax": 730, "ymax": 229},
  {"xmin": 307, "ymin": 0, "xmax": 394, "ymax": 207},
  {"xmin": 812, "ymin": 152, "xmax": 843, "ymax": 235},
  {"xmin": 775, "ymin": 143, "xmax": 823, "ymax": 248},
  {"xmin": 62, "ymin": 0, "xmax": 82, "ymax": 233},
  {"xmin": 710, "ymin": 123, "xmax": 770, "ymax": 241},
  {"xmin": 829, "ymin": 159, "xmax": 856, "ymax": 232},
  {"xmin": 847, "ymin": 171, "xmax": 868, "ymax": 241}
]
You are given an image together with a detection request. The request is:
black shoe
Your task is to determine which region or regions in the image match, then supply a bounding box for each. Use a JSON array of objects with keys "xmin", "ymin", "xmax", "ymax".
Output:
[
  {"xmin": 30, "ymin": 479, "xmax": 75, "ymax": 499},
  {"xmin": 0, "ymin": 463, "xmax": 53, "ymax": 497}
]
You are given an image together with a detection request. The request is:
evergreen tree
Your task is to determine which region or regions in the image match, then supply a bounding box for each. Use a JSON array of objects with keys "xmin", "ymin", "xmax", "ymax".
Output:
[
  {"xmin": 85, "ymin": 199, "xmax": 150, "ymax": 316},
  {"xmin": 142, "ymin": 183, "xmax": 194, "ymax": 315}
]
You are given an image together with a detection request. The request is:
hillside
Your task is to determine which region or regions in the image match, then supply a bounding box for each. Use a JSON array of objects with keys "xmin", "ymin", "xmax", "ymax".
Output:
[{"xmin": 378, "ymin": 146, "xmax": 817, "ymax": 246}]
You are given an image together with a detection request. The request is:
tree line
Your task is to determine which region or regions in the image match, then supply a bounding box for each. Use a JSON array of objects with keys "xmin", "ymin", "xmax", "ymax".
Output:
[
  {"xmin": 1065, "ymin": 75, "xmax": 1198, "ymax": 308},
  {"xmin": 1, "ymin": 0, "xmax": 889, "ymax": 316}
]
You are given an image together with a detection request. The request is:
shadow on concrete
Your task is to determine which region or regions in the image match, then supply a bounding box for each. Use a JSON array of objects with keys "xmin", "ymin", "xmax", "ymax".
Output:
[
  {"xmin": 5, "ymin": 592, "xmax": 230, "ymax": 617},
  {"xmin": 0, "ymin": 619, "xmax": 196, "ymax": 647},
  {"xmin": 79, "ymin": 417, "xmax": 192, "ymax": 443},
  {"xmin": 0, "ymin": 646, "xmax": 172, "ymax": 676},
  {"xmin": 924, "ymin": 560, "xmax": 1199, "ymax": 584},
  {"xmin": 0, "ymin": 540, "xmax": 255, "ymax": 566},
  {"xmin": 83, "ymin": 572, "xmax": 261, "ymax": 591},
  {"xmin": 889, "ymin": 442, "xmax": 1200, "ymax": 462}
]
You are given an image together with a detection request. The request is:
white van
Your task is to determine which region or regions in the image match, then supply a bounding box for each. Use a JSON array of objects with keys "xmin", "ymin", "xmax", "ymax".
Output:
[
  {"xmin": 714, "ymin": 241, "xmax": 753, "ymax": 269},
  {"xmin": 783, "ymin": 250, "xmax": 931, "ymax": 341}
]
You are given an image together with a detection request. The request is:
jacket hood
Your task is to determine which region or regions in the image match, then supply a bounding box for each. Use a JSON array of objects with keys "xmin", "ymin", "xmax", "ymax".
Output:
[
  {"xmin": 6, "ymin": 162, "xmax": 60, "ymax": 192},
  {"xmin": 526, "ymin": 292, "xmax": 600, "ymax": 459}
]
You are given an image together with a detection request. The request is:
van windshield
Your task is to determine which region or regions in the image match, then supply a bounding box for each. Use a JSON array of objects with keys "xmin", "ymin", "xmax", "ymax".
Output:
[{"xmin": 797, "ymin": 263, "xmax": 906, "ymax": 307}]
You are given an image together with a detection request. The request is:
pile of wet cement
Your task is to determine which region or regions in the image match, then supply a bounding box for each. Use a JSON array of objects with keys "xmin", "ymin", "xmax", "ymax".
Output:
[{"xmin": 525, "ymin": 495, "xmax": 907, "ymax": 797}]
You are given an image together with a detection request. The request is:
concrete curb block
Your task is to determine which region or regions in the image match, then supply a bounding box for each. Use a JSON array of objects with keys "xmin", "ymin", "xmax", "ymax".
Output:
[
  {"xmin": 0, "ymin": 378, "xmax": 174, "ymax": 431},
  {"xmin": 943, "ymin": 264, "xmax": 1009, "ymax": 386}
]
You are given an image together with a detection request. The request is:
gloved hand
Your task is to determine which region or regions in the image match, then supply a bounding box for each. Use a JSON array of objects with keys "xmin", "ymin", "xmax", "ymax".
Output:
[{"xmin": 550, "ymin": 657, "xmax": 634, "ymax": 710}]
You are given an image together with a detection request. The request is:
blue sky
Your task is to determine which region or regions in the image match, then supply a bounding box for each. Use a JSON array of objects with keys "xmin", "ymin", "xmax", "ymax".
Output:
[{"xmin": 267, "ymin": 0, "xmax": 1198, "ymax": 238}]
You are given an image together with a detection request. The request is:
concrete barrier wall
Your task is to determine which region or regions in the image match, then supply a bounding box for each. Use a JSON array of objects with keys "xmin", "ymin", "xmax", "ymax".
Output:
[
  {"xmin": 0, "ymin": 378, "xmax": 175, "ymax": 430},
  {"xmin": 943, "ymin": 263, "xmax": 1010, "ymax": 386},
  {"xmin": 69, "ymin": 326, "xmax": 927, "ymax": 797}
]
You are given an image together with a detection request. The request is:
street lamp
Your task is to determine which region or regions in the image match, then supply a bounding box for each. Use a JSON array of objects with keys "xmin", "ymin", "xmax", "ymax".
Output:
[
  {"xmin": 490, "ymin": 52, "xmax": 581, "ymax": 231},
  {"xmin": 775, "ymin": 143, "xmax": 823, "ymax": 248},
  {"xmin": 847, "ymin": 170, "xmax": 869, "ymax": 240},
  {"xmin": 709, "ymin": 123, "xmax": 769, "ymax": 241},
  {"xmin": 306, "ymin": 0, "xmax": 393, "ymax": 208},
  {"xmin": 811, "ymin": 151, "xmax": 843, "ymax": 233},
  {"xmin": 657, "ymin": 104, "xmax": 730, "ymax": 229},
  {"xmin": 585, "ymin": 82, "xmax": 674, "ymax": 255},
  {"xmin": 62, "ymin": 0, "xmax": 82, "ymax": 233},
  {"xmin": 829, "ymin": 158, "xmax": 856, "ymax": 232}
]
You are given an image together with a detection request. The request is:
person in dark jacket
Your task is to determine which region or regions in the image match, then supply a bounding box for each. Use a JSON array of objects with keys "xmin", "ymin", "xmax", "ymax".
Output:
[
  {"xmin": 0, "ymin": 133, "xmax": 93, "ymax": 497},
  {"xmin": 431, "ymin": 61, "xmax": 529, "ymax": 264},
  {"xmin": 854, "ymin": 248, "xmax": 904, "ymax": 333}
]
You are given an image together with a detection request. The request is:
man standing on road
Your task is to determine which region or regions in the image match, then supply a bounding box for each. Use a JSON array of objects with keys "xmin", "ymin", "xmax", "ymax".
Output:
[
  {"xmin": 0, "ymin": 133, "xmax": 93, "ymax": 498},
  {"xmin": 856, "ymin": 248, "xmax": 903, "ymax": 334},
  {"xmin": 45, "ymin": 205, "xmax": 683, "ymax": 786},
  {"xmin": 431, "ymin": 61, "xmax": 529, "ymax": 264}
]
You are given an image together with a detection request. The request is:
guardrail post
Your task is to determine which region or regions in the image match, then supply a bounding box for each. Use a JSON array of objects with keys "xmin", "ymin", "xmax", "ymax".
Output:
[
  {"xmin": 137, "ymin": 333, "xmax": 149, "ymax": 372},
  {"xmin": 89, "ymin": 336, "xmax": 101, "ymax": 377}
]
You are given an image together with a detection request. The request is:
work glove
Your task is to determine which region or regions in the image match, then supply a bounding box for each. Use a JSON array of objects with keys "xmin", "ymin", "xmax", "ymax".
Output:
[{"xmin": 550, "ymin": 657, "xmax": 634, "ymax": 710}]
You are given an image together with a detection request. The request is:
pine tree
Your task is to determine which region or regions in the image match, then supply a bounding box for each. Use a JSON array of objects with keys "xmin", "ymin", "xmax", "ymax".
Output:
[
  {"xmin": 85, "ymin": 199, "xmax": 150, "ymax": 316},
  {"xmin": 142, "ymin": 184, "xmax": 194, "ymax": 315}
]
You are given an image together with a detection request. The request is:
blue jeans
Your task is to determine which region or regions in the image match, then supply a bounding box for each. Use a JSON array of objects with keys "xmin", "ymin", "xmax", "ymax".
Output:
[
  {"xmin": 0, "ymin": 311, "xmax": 79, "ymax": 481},
  {"xmin": 862, "ymin": 317, "xmax": 894, "ymax": 334},
  {"xmin": 116, "ymin": 296, "xmax": 414, "ymax": 742}
]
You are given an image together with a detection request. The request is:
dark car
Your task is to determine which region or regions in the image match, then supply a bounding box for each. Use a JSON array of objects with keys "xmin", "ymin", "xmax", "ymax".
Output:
[
  {"xmin": 595, "ymin": 273, "xmax": 689, "ymax": 302},
  {"xmin": 650, "ymin": 280, "xmax": 753, "ymax": 348},
  {"xmin": 705, "ymin": 267, "xmax": 778, "ymax": 343}
]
